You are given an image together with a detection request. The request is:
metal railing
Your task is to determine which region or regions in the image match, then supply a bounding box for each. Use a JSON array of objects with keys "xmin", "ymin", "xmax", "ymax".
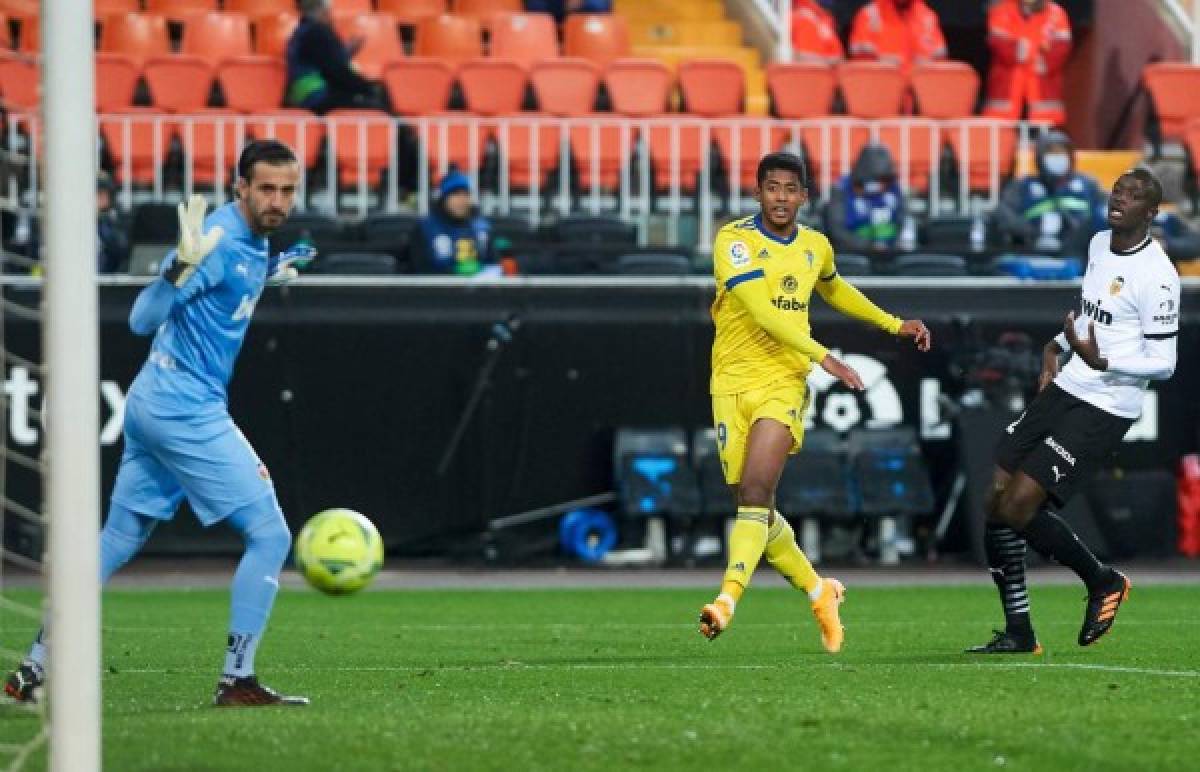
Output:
[{"xmin": 1, "ymin": 110, "xmax": 1039, "ymax": 254}]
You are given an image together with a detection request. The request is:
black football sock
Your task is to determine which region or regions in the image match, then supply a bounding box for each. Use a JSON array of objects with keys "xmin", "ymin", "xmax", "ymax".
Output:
[
  {"xmin": 984, "ymin": 523, "xmax": 1033, "ymax": 638},
  {"xmin": 1020, "ymin": 508, "xmax": 1108, "ymax": 591}
]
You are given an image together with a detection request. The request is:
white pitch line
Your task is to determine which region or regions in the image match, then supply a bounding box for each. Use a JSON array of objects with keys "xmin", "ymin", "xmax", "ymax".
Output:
[{"xmin": 111, "ymin": 661, "xmax": 1200, "ymax": 679}]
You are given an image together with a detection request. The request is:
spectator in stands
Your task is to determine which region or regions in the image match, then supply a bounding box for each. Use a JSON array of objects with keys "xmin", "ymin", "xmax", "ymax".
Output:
[
  {"xmin": 848, "ymin": 0, "xmax": 946, "ymax": 69},
  {"xmin": 791, "ymin": 0, "xmax": 844, "ymax": 65},
  {"xmin": 524, "ymin": 0, "xmax": 612, "ymax": 23},
  {"xmin": 984, "ymin": 0, "xmax": 1072, "ymax": 127},
  {"xmin": 286, "ymin": 0, "xmax": 382, "ymax": 114},
  {"xmin": 1152, "ymin": 205, "xmax": 1200, "ymax": 263},
  {"xmin": 414, "ymin": 171, "xmax": 497, "ymax": 276},
  {"xmin": 993, "ymin": 130, "xmax": 1106, "ymax": 256},
  {"xmin": 96, "ymin": 171, "xmax": 128, "ymax": 274},
  {"xmin": 824, "ymin": 143, "xmax": 908, "ymax": 254}
]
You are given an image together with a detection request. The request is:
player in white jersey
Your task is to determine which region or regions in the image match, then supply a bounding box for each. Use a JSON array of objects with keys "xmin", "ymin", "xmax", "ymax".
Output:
[{"xmin": 968, "ymin": 168, "xmax": 1179, "ymax": 654}]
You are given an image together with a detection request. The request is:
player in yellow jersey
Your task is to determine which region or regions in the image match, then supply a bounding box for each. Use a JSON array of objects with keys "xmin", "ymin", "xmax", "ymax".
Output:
[{"xmin": 699, "ymin": 152, "xmax": 932, "ymax": 650}]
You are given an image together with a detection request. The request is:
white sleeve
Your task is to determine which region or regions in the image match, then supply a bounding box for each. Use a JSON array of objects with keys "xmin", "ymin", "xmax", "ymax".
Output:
[{"xmin": 1104, "ymin": 264, "xmax": 1180, "ymax": 380}]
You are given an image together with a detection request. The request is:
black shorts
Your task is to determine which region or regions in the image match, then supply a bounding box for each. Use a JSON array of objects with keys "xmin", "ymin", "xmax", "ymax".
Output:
[{"xmin": 994, "ymin": 383, "xmax": 1133, "ymax": 507}]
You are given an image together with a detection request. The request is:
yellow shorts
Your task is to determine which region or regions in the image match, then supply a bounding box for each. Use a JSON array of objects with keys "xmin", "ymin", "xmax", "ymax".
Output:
[{"xmin": 711, "ymin": 380, "xmax": 810, "ymax": 485}]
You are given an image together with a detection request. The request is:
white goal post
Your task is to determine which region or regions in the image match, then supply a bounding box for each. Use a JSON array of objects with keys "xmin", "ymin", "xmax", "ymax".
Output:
[{"xmin": 42, "ymin": 0, "xmax": 101, "ymax": 769}]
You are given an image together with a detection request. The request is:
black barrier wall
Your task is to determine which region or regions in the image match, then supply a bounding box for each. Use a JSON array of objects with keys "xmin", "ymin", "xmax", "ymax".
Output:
[{"xmin": 3, "ymin": 278, "xmax": 1198, "ymax": 556}]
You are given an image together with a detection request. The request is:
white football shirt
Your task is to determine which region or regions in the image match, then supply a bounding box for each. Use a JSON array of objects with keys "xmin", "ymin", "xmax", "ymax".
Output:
[{"xmin": 1054, "ymin": 231, "xmax": 1181, "ymax": 419}]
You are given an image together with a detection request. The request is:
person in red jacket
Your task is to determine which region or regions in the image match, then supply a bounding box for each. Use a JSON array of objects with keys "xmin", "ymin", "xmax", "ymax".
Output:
[
  {"xmin": 984, "ymin": 0, "xmax": 1073, "ymax": 126},
  {"xmin": 848, "ymin": 0, "xmax": 947, "ymax": 70},
  {"xmin": 791, "ymin": 0, "xmax": 844, "ymax": 65}
]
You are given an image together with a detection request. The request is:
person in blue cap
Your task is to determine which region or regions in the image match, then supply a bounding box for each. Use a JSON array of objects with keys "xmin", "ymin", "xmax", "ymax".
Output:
[{"xmin": 414, "ymin": 171, "xmax": 495, "ymax": 276}]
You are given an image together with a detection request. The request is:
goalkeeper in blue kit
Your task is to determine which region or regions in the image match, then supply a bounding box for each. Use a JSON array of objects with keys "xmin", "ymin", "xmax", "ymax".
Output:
[{"xmin": 5, "ymin": 140, "xmax": 315, "ymax": 707}]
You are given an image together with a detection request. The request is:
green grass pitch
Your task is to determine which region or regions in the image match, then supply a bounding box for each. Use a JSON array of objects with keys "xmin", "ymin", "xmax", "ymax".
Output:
[{"xmin": 2, "ymin": 584, "xmax": 1199, "ymax": 771}]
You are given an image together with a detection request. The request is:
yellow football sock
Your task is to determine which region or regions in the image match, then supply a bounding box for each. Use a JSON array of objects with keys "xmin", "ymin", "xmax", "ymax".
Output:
[
  {"xmin": 719, "ymin": 506, "xmax": 770, "ymax": 603},
  {"xmin": 765, "ymin": 511, "xmax": 822, "ymax": 597}
]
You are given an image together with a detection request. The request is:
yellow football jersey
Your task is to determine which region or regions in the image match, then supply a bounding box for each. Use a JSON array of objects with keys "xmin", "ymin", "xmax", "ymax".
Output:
[{"xmin": 710, "ymin": 214, "xmax": 837, "ymax": 396}]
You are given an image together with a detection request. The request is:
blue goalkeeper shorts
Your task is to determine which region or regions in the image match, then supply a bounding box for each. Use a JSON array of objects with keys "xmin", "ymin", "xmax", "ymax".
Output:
[{"xmin": 109, "ymin": 395, "xmax": 276, "ymax": 526}]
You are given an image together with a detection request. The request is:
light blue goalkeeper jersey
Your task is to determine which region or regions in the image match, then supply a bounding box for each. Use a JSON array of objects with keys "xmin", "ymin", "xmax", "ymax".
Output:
[{"xmin": 130, "ymin": 203, "xmax": 276, "ymax": 410}]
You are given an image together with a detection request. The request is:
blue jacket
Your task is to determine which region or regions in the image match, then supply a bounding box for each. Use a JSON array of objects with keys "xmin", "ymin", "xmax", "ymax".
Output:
[
  {"xmin": 523, "ymin": 0, "xmax": 612, "ymax": 22},
  {"xmin": 415, "ymin": 210, "xmax": 492, "ymax": 275},
  {"xmin": 827, "ymin": 176, "xmax": 905, "ymax": 251},
  {"xmin": 996, "ymin": 172, "xmax": 1107, "ymax": 251}
]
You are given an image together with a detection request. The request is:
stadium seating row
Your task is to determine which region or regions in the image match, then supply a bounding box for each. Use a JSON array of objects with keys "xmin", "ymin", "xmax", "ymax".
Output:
[
  {"xmin": 1, "ymin": 10, "xmax": 632, "ymax": 70},
  {"xmin": 1, "ymin": 1, "xmax": 527, "ymax": 21}
]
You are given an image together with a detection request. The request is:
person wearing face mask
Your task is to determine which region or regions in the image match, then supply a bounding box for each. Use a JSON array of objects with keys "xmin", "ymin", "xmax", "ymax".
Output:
[
  {"xmin": 791, "ymin": 0, "xmax": 844, "ymax": 65},
  {"xmin": 993, "ymin": 131, "xmax": 1106, "ymax": 256},
  {"xmin": 824, "ymin": 143, "xmax": 907, "ymax": 254},
  {"xmin": 414, "ymin": 171, "xmax": 497, "ymax": 276},
  {"xmin": 984, "ymin": 0, "xmax": 1073, "ymax": 126},
  {"xmin": 848, "ymin": 0, "xmax": 947, "ymax": 71}
]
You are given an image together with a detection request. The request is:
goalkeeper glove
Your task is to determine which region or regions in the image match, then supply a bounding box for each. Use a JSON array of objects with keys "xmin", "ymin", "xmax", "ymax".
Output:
[
  {"xmin": 163, "ymin": 194, "xmax": 223, "ymax": 288},
  {"xmin": 268, "ymin": 242, "xmax": 317, "ymax": 285}
]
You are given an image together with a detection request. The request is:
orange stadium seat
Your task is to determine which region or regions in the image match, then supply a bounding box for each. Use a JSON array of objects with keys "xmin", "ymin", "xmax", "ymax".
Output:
[
  {"xmin": 489, "ymin": 13, "xmax": 558, "ymax": 70},
  {"xmin": 143, "ymin": 54, "xmax": 215, "ymax": 112},
  {"xmin": 419, "ymin": 117, "xmax": 490, "ymax": 175},
  {"xmin": 606, "ymin": 59, "xmax": 672, "ymax": 117},
  {"xmin": 568, "ymin": 121, "xmax": 630, "ymax": 192},
  {"xmin": 647, "ymin": 120, "xmax": 706, "ymax": 193},
  {"xmin": 381, "ymin": 58, "xmax": 456, "ymax": 115},
  {"xmin": 218, "ymin": 56, "xmax": 286, "ymax": 113},
  {"xmin": 564, "ymin": 14, "xmax": 630, "ymax": 67},
  {"xmin": 910, "ymin": 61, "xmax": 979, "ymax": 119},
  {"xmin": 1143, "ymin": 63, "xmax": 1200, "ymax": 143},
  {"xmin": 458, "ymin": 58, "xmax": 527, "ymax": 116},
  {"xmin": 531, "ymin": 58, "xmax": 599, "ymax": 116},
  {"xmin": 0, "ymin": 53, "xmax": 38, "ymax": 110},
  {"xmin": 331, "ymin": 0, "xmax": 374, "ymax": 12},
  {"xmin": 181, "ymin": 12, "xmax": 254, "ymax": 62},
  {"xmin": 454, "ymin": 0, "xmax": 522, "ymax": 19},
  {"xmin": 246, "ymin": 109, "xmax": 326, "ymax": 169},
  {"xmin": 497, "ymin": 119, "xmax": 559, "ymax": 189},
  {"xmin": 96, "ymin": 0, "xmax": 140, "ymax": 12},
  {"xmin": 17, "ymin": 14, "xmax": 35, "ymax": 52},
  {"xmin": 179, "ymin": 109, "xmax": 245, "ymax": 186},
  {"xmin": 96, "ymin": 53, "xmax": 141, "ymax": 112},
  {"xmin": 328, "ymin": 108, "xmax": 394, "ymax": 188},
  {"xmin": 948, "ymin": 118, "xmax": 1018, "ymax": 192},
  {"xmin": 377, "ymin": 0, "xmax": 448, "ymax": 26},
  {"xmin": 100, "ymin": 13, "xmax": 172, "ymax": 67},
  {"xmin": 145, "ymin": 0, "xmax": 218, "ymax": 22},
  {"xmin": 0, "ymin": 14, "xmax": 9, "ymax": 50},
  {"xmin": 337, "ymin": 13, "xmax": 405, "ymax": 79},
  {"xmin": 875, "ymin": 120, "xmax": 937, "ymax": 191},
  {"xmin": 714, "ymin": 121, "xmax": 788, "ymax": 190},
  {"xmin": 100, "ymin": 108, "xmax": 175, "ymax": 185},
  {"xmin": 415, "ymin": 14, "xmax": 482, "ymax": 65},
  {"xmin": 766, "ymin": 62, "xmax": 835, "ymax": 119},
  {"xmin": 0, "ymin": 0, "xmax": 35, "ymax": 23},
  {"xmin": 225, "ymin": 0, "xmax": 295, "ymax": 15},
  {"xmin": 678, "ymin": 58, "xmax": 743, "ymax": 117},
  {"xmin": 838, "ymin": 61, "xmax": 907, "ymax": 119},
  {"xmin": 252, "ymin": 11, "xmax": 298, "ymax": 58},
  {"xmin": 801, "ymin": 119, "xmax": 870, "ymax": 190}
]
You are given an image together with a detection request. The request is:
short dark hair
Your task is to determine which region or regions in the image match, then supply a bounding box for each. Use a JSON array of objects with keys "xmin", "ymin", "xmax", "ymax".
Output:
[
  {"xmin": 1125, "ymin": 166, "xmax": 1163, "ymax": 209},
  {"xmin": 756, "ymin": 151, "xmax": 807, "ymax": 188},
  {"xmin": 237, "ymin": 139, "xmax": 297, "ymax": 182}
]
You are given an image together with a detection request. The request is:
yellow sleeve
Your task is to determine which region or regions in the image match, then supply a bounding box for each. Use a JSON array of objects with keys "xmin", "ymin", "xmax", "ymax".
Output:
[
  {"xmin": 813, "ymin": 238, "xmax": 903, "ymax": 335},
  {"xmin": 714, "ymin": 229, "xmax": 829, "ymax": 363}
]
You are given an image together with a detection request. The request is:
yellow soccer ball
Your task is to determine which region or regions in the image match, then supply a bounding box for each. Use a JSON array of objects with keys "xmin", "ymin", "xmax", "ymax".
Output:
[{"xmin": 294, "ymin": 509, "xmax": 384, "ymax": 595}]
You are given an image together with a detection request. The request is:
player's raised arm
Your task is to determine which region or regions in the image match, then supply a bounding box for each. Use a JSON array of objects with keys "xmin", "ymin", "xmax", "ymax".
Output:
[
  {"xmin": 129, "ymin": 195, "xmax": 225, "ymax": 336},
  {"xmin": 813, "ymin": 240, "xmax": 932, "ymax": 352}
]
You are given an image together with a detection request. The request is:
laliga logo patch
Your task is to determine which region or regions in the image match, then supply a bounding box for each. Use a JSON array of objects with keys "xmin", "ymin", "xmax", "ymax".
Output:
[
  {"xmin": 1109, "ymin": 276, "xmax": 1125, "ymax": 296},
  {"xmin": 729, "ymin": 240, "xmax": 750, "ymax": 268},
  {"xmin": 781, "ymin": 274, "xmax": 799, "ymax": 294}
]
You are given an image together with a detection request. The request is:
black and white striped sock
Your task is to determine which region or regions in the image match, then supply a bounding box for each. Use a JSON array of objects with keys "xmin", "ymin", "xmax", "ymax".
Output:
[{"xmin": 984, "ymin": 522, "xmax": 1033, "ymax": 638}]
